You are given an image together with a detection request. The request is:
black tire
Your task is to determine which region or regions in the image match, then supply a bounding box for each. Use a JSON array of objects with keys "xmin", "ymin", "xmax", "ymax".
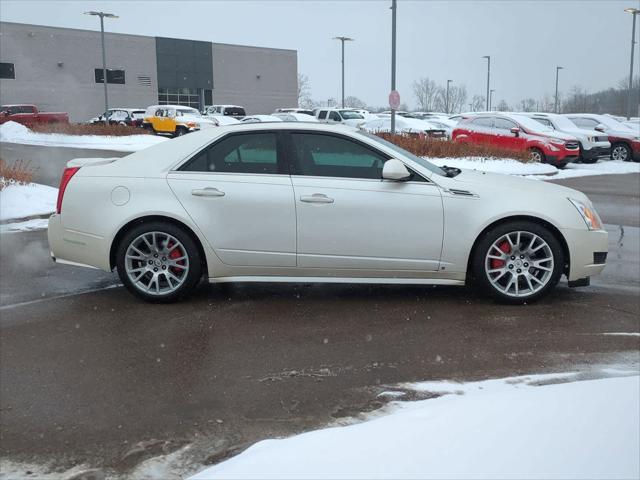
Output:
[
  {"xmin": 471, "ymin": 221, "xmax": 564, "ymax": 304},
  {"xmin": 529, "ymin": 148, "xmax": 546, "ymax": 164},
  {"xmin": 174, "ymin": 127, "xmax": 188, "ymax": 137},
  {"xmin": 611, "ymin": 142, "xmax": 632, "ymax": 162},
  {"xmin": 580, "ymin": 157, "xmax": 598, "ymax": 164},
  {"xmin": 116, "ymin": 221, "xmax": 202, "ymax": 303}
]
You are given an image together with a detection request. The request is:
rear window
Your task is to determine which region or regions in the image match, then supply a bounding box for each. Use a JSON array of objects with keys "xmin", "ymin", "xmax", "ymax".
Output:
[{"xmin": 224, "ymin": 107, "xmax": 246, "ymax": 117}]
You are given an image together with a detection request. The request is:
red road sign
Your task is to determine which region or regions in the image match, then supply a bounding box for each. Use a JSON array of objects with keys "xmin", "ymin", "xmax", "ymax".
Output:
[{"xmin": 389, "ymin": 90, "xmax": 400, "ymax": 110}]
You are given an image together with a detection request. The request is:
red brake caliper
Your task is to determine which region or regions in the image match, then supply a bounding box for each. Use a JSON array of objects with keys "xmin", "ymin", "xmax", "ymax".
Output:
[
  {"xmin": 167, "ymin": 240, "xmax": 184, "ymax": 275},
  {"xmin": 490, "ymin": 241, "xmax": 510, "ymax": 269}
]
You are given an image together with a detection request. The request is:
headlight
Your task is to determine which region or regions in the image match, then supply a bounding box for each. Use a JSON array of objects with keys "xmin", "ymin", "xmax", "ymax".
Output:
[
  {"xmin": 186, "ymin": 121, "xmax": 199, "ymax": 129},
  {"xmin": 568, "ymin": 198, "xmax": 603, "ymax": 231}
]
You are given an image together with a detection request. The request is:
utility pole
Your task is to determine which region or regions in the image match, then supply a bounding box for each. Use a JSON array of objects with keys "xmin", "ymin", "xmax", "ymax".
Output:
[
  {"xmin": 445, "ymin": 79, "xmax": 453, "ymax": 114},
  {"xmin": 624, "ymin": 8, "xmax": 639, "ymax": 120},
  {"xmin": 482, "ymin": 55, "xmax": 490, "ymax": 111},
  {"xmin": 489, "ymin": 89, "xmax": 495, "ymax": 111},
  {"xmin": 554, "ymin": 66, "xmax": 564, "ymax": 114},
  {"xmin": 85, "ymin": 11, "xmax": 118, "ymax": 115},
  {"xmin": 333, "ymin": 36, "xmax": 354, "ymax": 108},
  {"xmin": 390, "ymin": 0, "xmax": 397, "ymax": 134}
]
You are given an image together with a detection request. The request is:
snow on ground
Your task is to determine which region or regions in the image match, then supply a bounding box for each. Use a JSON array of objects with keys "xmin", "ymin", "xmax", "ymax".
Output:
[
  {"xmin": 0, "ymin": 217, "xmax": 49, "ymax": 233},
  {"xmin": 429, "ymin": 156, "xmax": 640, "ymax": 179},
  {"xmin": 0, "ymin": 121, "xmax": 167, "ymax": 152},
  {"xmin": 190, "ymin": 374, "xmax": 639, "ymax": 480},
  {"xmin": 601, "ymin": 332, "xmax": 640, "ymax": 337},
  {"xmin": 0, "ymin": 181, "xmax": 57, "ymax": 222}
]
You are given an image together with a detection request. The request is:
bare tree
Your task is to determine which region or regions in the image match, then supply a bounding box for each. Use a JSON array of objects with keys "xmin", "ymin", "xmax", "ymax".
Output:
[
  {"xmin": 496, "ymin": 99, "xmax": 510, "ymax": 112},
  {"xmin": 297, "ymin": 73, "xmax": 312, "ymax": 108},
  {"xmin": 471, "ymin": 95, "xmax": 485, "ymax": 112},
  {"xmin": 412, "ymin": 77, "xmax": 439, "ymax": 111},
  {"xmin": 448, "ymin": 85, "xmax": 468, "ymax": 114},
  {"xmin": 344, "ymin": 96, "xmax": 368, "ymax": 109}
]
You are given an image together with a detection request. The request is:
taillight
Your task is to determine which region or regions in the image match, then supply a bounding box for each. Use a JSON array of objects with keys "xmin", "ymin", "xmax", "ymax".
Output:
[{"xmin": 56, "ymin": 167, "xmax": 80, "ymax": 214}]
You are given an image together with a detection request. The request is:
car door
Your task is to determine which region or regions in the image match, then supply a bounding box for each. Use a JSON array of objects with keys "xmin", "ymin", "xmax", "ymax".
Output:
[
  {"xmin": 468, "ymin": 116, "xmax": 494, "ymax": 144},
  {"xmin": 287, "ymin": 131, "xmax": 444, "ymax": 272},
  {"xmin": 327, "ymin": 111, "xmax": 342, "ymax": 124},
  {"xmin": 493, "ymin": 117, "xmax": 525, "ymax": 151},
  {"xmin": 167, "ymin": 131, "xmax": 296, "ymax": 267}
]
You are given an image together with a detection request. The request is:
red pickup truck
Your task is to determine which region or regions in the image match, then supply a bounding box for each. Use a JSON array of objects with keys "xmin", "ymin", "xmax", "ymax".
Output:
[{"xmin": 0, "ymin": 104, "xmax": 69, "ymax": 127}]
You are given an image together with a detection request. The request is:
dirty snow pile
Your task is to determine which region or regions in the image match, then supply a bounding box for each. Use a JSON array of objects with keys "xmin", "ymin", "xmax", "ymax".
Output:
[
  {"xmin": 429, "ymin": 156, "xmax": 640, "ymax": 179},
  {"xmin": 0, "ymin": 181, "xmax": 57, "ymax": 222},
  {"xmin": 190, "ymin": 374, "xmax": 639, "ymax": 479},
  {"xmin": 0, "ymin": 121, "xmax": 167, "ymax": 152}
]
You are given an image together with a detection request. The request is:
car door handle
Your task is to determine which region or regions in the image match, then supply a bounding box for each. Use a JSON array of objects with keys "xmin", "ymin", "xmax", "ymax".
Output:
[
  {"xmin": 191, "ymin": 187, "xmax": 225, "ymax": 197},
  {"xmin": 300, "ymin": 194, "xmax": 334, "ymax": 204}
]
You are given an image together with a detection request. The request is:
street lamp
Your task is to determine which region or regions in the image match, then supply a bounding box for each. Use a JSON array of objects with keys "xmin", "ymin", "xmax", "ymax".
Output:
[
  {"xmin": 489, "ymin": 89, "xmax": 496, "ymax": 110},
  {"xmin": 390, "ymin": 0, "xmax": 397, "ymax": 134},
  {"xmin": 624, "ymin": 8, "xmax": 639, "ymax": 120},
  {"xmin": 554, "ymin": 66, "xmax": 564, "ymax": 113},
  {"xmin": 446, "ymin": 79, "xmax": 453, "ymax": 114},
  {"xmin": 482, "ymin": 55, "xmax": 491, "ymax": 111},
  {"xmin": 333, "ymin": 36, "xmax": 354, "ymax": 108},
  {"xmin": 84, "ymin": 11, "xmax": 118, "ymax": 115}
]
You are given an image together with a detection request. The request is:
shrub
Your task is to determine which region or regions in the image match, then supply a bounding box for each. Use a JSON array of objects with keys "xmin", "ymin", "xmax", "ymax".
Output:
[
  {"xmin": 0, "ymin": 159, "xmax": 37, "ymax": 190},
  {"xmin": 375, "ymin": 133, "xmax": 531, "ymax": 162},
  {"xmin": 29, "ymin": 123, "xmax": 151, "ymax": 137}
]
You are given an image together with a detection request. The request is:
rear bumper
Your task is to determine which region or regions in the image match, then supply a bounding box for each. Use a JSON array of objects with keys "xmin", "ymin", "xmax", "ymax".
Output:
[
  {"xmin": 561, "ymin": 227, "xmax": 608, "ymax": 281},
  {"xmin": 48, "ymin": 214, "xmax": 112, "ymax": 271}
]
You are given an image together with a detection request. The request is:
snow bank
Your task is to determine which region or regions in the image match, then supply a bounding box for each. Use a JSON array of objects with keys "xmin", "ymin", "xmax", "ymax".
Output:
[
  {"xmin": 0, "ymin": 121, "xmax": 167, "ymax": 152},
  {"xmin": 190, "ymin": 374, "xmax": 639, "ymax": 479},
  {"xmin": 0, "ymin": 181, "xmax": 57, "ymax": 221},
  {"xmin": 538, "ymin": 160, "xmax": 640, "ymax": 180}
]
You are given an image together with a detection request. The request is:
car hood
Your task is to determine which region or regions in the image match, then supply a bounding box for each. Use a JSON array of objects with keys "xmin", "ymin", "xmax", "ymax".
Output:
[
  {"xmin": 446, "ymin": 168, "xmax": 588, "ymax": 203},
  {"xmin": 531, "ymin": 130, "xmax": 577, "ymax": 141},
  {"xmin": 605, "ymin": 128, "xmax": 638, "ymax": 139},
  {"xmin": 180, "ymin": 115, "xmax": 215, "ymax": 124}
]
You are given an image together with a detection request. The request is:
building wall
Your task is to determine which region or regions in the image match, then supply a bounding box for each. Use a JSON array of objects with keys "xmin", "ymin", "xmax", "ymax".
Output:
[
  {"xmin": 0, "ymin": 22, "xmax": 158, "ymax": 122},
  {"xmin": 212, "ymin": 43, "xmax": 297, "ymax": 114}
]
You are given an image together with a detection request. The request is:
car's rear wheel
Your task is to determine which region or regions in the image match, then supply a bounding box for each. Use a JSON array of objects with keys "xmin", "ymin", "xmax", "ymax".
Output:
[
  {"xmin": 175, "ymin": 127, "xmax": 188, "ymax": 137},
  {"xmin": 611, "ymin": 143, "xmax": 631, "ymax": 162},
  {"xmin": 116, "ymin": 221, "xmax": 202, "ymax": 303},
  {"xmin": 529, "ymin": 148, "xmax": 545, "ymax": 163},
  {"xmin": 472, "ymin": 221, "xmax": 564, "ymax": 304}
]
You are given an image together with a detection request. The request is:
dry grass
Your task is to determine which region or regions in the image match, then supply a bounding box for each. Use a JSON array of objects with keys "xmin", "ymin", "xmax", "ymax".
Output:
[
  {"xmin": 376, "ymin": 133, "xmax": 531, "ymax": 162},
  {"xmin": 30, "ymin": 123, "xmax": 151, "ymax": 137},
  {"xmin": 0, "ymin": 159, "xmax": 37, "ymax": 190}
]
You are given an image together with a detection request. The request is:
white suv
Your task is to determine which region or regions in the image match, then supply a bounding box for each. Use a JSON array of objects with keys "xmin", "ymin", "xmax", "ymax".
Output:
[
  {"xmin": 524, "ymin": 113, "xmax": 610, "ymax": 163},
  {"xmin": 316, "ymin": 108, "xmax": 365, "ymax": 126}
]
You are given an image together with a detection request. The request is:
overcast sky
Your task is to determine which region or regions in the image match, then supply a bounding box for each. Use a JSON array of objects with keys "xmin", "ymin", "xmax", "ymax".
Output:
[{"xmin": 2, "ymin": 0, "xmax": 638, "ymax": 108}]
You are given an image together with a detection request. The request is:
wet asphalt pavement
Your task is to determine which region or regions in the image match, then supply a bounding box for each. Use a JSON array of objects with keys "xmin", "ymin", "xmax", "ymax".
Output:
[{"xmin": 0, "ymin": 173, "xmax": 639, "ymax": 477}]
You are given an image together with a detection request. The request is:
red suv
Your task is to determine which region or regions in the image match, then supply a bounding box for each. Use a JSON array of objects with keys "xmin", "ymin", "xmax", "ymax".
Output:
[{"xmin": 452, "ymin": 113, "xmax": 580, "ymax": 168}]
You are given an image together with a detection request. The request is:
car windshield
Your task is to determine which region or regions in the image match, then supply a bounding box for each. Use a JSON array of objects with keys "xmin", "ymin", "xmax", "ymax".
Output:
[
  {"xmin": 357, "ymin": 131, "xmax": 446, "ymax": 176},
  {"xmin": 340, "ymin": 111, "xmax": 364, "ymax": 120},
  {"xmin": 510, "ymin": 114, "xmax": 553, "ymax": 133}
]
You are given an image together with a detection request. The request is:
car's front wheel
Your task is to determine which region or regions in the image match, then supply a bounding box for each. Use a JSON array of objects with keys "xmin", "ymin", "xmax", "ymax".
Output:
[
  {"xmin": 116, "ymin": 221, "xmax": 202, "ymax": 303},
  {"xmin": 472, "ymin": 221, "xmax": 564, "ymax": 304},
  {"xmin": 529, "ymin": 148, "xmax": 545, "ymax": 164},
  {"xmin": 611, "ymin": 143, "xmax": 631, "ymax": 162}
]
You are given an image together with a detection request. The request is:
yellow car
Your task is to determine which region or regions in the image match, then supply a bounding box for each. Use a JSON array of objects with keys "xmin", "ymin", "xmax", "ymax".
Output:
[{"xmin": 143, "ymin": 105, "xmax": 216, "ymax": 136}]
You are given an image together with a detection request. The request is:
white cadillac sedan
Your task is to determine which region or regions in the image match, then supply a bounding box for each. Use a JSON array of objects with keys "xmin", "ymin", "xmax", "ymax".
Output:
[{"xmin": 48, "ymin": 123, "xmax": 608, "ymax": 303}]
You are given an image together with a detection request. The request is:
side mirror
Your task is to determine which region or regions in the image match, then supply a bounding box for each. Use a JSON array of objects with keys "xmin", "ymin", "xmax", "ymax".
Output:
[
  {"xmin": 594, "ymin": 124, "xmax": 606, "ymax": 133},
  {"xmin": 382, "ymin": 159, "xmax": 411, "ymax": 181},
  {"xmin": 510, "ymin": 126, "xmax": 521, "ymax": 136}
]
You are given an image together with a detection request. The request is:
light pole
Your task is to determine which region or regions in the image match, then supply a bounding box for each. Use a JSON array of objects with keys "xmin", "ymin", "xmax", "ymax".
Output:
[
  {"xmin": 445, "ymin": 79, "xmax": 453, "ymax": 114},
  {"xmin": 482, "ymin": 55, "xmax": 491, "ymax": 111},
  {"xmin": 390, "ymin": 0, "xmax": 397, "ymax": 134},
  {"xmin": 489, "ymin": 89, "xmax": 495, "ymax": 110},
  {"xmin": 554, "ymin": 66, "xmax": 564, "ymax": 113},
  {"xmin": 333, "ymin": 36, "xmax": 354, "ymax": 108},
  {"xmin": 624, "ymin": 8, "xmax": 639, "ymax": 120},
  {"xmin": 85, "ymin": 11, "xmax": 118, "ymax": 116},
  {"xmin": 469, "ymin": 102, "xmax": 473, "ymax": 112}
]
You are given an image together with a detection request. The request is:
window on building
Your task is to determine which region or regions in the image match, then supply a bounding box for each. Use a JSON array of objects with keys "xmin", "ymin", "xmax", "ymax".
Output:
[
  {"xmin": 0, "ymin": 63, "xmax": 15, "ymax": 79},
  {"xmin": 158, "ymin": 87, "xmax": 201, "ymax": 109},
  {"xmin": 94, "ymin": 69, "xmax": 126, "ymax": 84}
]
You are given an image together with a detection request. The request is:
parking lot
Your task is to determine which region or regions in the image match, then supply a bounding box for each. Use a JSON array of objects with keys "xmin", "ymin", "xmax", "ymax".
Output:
[{"xmin": 1, "ymin": 173, "xmax": 638, "ymax": 477}]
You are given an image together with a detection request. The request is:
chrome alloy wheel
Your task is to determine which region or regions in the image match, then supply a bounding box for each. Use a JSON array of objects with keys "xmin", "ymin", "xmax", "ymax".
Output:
[
  {"xmin": 611, "ymin": 145, "xmax": 629, "ymax": 161},
  {"xmin": 529, "ymin": 150, "xmax": 543, "ymax": 162},
  {"xmin": 124, "ymin": 231, "xmax": 189, "ymax": 295},
  {"xmin": 485, "ymin": 231, "xmax": 554, "ymax": 298}
]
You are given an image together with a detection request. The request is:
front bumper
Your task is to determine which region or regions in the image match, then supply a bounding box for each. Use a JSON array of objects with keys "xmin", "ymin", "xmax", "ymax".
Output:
[
  {"xmin": 582, "ymin": 146, "xmax": 611, "ymax": 161},
  {"xmin": 561, "ymin": 227, "xmax": 608, "ymax": 281}
]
